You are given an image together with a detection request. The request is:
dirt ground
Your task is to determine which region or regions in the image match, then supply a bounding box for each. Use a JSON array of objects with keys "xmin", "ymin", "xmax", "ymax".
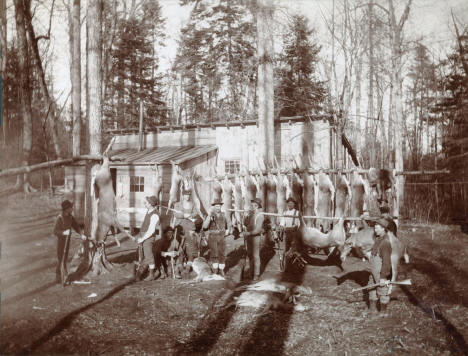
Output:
[{"xmin": 1, "ymin": 191, "xmax": 468, "ymax": 356}]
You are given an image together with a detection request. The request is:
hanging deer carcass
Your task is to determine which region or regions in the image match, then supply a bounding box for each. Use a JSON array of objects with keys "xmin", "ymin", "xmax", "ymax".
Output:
[
  {"xmin": 150, "ymin": 164, "xmax": 163, "ymax": 212},
  {"xmin": 222, "ymin": 177, "xmax": 234, "ymax": 224},
  {"xmin": 167, "ymin": 162, "xmax": 183, "ymax": 212},
  {"xmin": 252, "ymin": 174, "xmax": 266, "ymax": 210},
  {"xmin": 265, "ymin": 172, "xmax": 277, "ymax": 213},
  {"xmin": 350, "ymin": 171, "xmax": 367, "ymax": 232},
  {"xmin": 242, "ymin": 174, "xmax": 257, "ymax": 211},
  {"xmin": 232, "ymin": 174, "xmax": 245, "ymax": 231},
  {"xmin": 92, "ymin": 155, "xmax": 135, "ymax": 248},
  {"xmin": 301, "ymin": 172, "xmax": 317, "ymax": 227},
  {"xmin": 315, "ymin": 172, "xmax": 335, "ymax": 232},
  {"xmin": 334, "ymin": 174, "xmax": 351, "ymax": 219}
]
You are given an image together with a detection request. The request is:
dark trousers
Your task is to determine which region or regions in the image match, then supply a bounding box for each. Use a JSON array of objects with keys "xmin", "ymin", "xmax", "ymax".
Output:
[
  {"xmin": 56, "ymin": 236, "xmax": 70, "ymax": 277},
  {"xmin": 208, "ymin": 231, "xmax": 226, "ymax": 264},
  {"xmin": 142, "ymin": 238, "xmax": 155, "ymax": 267},
  {"xmin": 247, "ymin": 234, "xmax": 263, "ymax": 278}
]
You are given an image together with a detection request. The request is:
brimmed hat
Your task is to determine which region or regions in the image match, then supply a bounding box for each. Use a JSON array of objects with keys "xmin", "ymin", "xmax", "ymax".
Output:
[
  {"xmin": 61, "ymin": 200, "xmax": 73, "ymax": 210},
  {"xmin": 286, "ymin": 197, "xmax": 296, "ymax": 204},
  {"xmin": 211, "ymin": 198, "xmax": 223, "ymax": 206},
  {"xmin": 373, "ymin": 217, "xmax": 397, "ymax": 235},
  {"xmin": 251, "ymin": 198, "xmax": 262, "ymax": 208},
  {"xmin": 146, "ymin": 195, "xmax": 159, "ymax": 207}
]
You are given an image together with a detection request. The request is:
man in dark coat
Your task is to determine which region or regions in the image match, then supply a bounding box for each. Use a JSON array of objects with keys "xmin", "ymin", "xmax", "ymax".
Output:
[{"xmin": 53, "ymin": 200, "xmax": 86, "ymax": 283}]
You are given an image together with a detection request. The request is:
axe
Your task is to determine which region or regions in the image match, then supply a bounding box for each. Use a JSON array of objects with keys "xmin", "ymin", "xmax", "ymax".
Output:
[{"xmin": 351, "ymin": 279, "xmax": 412, "ymax": 292}]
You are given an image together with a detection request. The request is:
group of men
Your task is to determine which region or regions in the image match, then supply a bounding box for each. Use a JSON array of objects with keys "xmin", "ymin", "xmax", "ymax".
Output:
[{"xmin": 53, "ymin": 189, "xmax": 400, "ymax": 316}]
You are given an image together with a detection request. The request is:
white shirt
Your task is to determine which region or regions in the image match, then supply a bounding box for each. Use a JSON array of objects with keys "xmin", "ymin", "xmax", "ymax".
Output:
[
  {"xmin": 280, "ymin": 209, "xmax": 300, "ymax": 227},
  {"xmin": 140, "ymin": 210, "xmax": 160, "ymax": 242}
]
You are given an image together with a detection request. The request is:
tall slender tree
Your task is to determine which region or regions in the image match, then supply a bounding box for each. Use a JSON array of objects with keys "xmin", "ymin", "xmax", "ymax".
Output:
[
  {"xmin": 72, "ymin": 0, "xmax": 81, "ymax": 156},
  {"xmin": 87, "ymin": 0, "xmax": 102, "ymax": 256},
  {"xmin": 257, "ymin": 0, "xmax": 275, "ymax": 165},
  {"xmin": 13, "ymin": 0, "xmax": 35, "ymax": 193}
]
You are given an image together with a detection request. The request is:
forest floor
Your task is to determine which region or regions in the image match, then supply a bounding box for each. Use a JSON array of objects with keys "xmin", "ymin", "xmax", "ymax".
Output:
[{"xmin": 1, "ymin": 190, "xmax": 468, "ymax": 356}]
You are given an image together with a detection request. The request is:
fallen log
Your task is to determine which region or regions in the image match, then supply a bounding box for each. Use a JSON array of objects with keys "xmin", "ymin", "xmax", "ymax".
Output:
[{"xmin": 0, "ymin": 155, "xmax": 118, "ymax": 178}]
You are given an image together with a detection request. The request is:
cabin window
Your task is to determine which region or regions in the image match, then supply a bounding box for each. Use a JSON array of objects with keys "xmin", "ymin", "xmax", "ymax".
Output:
[
  {"xmin": 224, "ymin": 160, "xmax": 240, "ymax": 174},
  {"xmin": 130, "ymin": 176, "xmax": 145, "ymax": 192}
]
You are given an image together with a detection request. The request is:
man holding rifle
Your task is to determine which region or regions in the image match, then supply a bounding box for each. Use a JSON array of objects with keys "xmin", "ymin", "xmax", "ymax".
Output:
[
  {"xmin": 367, "ymin": 216, "xmax": 398, "ymax": 316},
  {"xmin": 53, "ymin": 200, "xmax": 87, "ymax": 284}
]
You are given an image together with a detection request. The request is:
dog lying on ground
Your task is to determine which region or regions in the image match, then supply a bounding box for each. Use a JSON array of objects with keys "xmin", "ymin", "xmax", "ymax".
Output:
[{"xmin": 191, "ymin": 257, "xmax": 225, "ymax": 282}]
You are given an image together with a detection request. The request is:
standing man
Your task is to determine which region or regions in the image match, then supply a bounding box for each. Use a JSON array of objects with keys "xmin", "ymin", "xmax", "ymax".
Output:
[
  {"xmin": 202, "ymin": 198, "xmax": 231, "ymax": 276},
  {"xmin": 279, "ymin": 197, "xmax": 300, "ymax": 228},
  {"xmin": 241, "ymin": 198, "xmax": 264, "ymax": 281},
  {"xmin": 136, "ymin": 195, "xmax": 161, "ymax": 281},
  {"xmin": 53, "ymin": 200, "xmax": 87, "ymax": 284},
  {"xmin": 172, "ymin": 189, "xmax": 200, "ymax": 272},
  {"xmin": 367, "ymin": 217, "xmax": 397, "ymax": 315}
]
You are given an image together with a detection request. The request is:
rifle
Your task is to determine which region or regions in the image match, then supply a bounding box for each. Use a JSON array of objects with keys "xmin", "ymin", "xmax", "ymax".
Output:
[
  {"xmin": 60, "ymin": 228, "xmax": 72, "ymax": 287},
  {"xmin": 352, "ymin": 279, "xmax": 412, "ymax": 292}
]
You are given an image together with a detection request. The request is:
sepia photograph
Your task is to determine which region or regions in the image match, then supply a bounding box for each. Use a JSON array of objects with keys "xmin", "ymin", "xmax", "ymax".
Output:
[{"xmin": 0, "ymin": 0, "xmax": 467, "ymax": 354}]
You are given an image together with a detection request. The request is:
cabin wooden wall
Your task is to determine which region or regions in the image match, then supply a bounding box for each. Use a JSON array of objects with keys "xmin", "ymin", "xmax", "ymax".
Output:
[{"xmin": 113, "ymin": 119, "xmax": 332, "ymax": 173}]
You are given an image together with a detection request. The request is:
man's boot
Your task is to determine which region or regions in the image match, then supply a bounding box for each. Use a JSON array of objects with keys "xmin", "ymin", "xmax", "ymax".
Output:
[
  {"xmin": 379, "ymin": 302, "xmax": 389, "ymax": 316},
  {"xmin": 368, "ymin": 300, "xmax": 378, "ymax": 316},
  {"xmin": 144, "ymin": 268, "xmax": 156, "ymax": 281},
  {"xmin": 218, "ymin": 264, "xmax": 225, "ymax": 277},
  {"xmin": 175, "ymin": 266, "xmax": 182, "ymax": 279},
  {"xmin": 135, "ymin": 265, "xmax": 148, "ymax": 282}
]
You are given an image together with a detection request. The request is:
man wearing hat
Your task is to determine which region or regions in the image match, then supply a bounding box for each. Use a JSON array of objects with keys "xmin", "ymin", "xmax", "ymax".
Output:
[
  {"xmin": 172, "ymin": 188, "xmax": 201, "ymax": 273},
  {"xmin": 241, "ymin": 198, "xmax": 264, "ymax": 281},
  {"xmin": 135, "ymin": 195, "xmax": 161, "ymax": 281},
  {"xmin": 279, "ymin": 197, "xmax": 300, "ymax": 228},
  {"xmin": 53, "ymin": 200, "xmax": 87, "ymax": 283},
  {"xmin": 202, "ymin": 198, "xmax": 231, "ymax": 276},
  {"xmin": 367, "ymin": 216, "xmax": 397, "ymax": 315}
]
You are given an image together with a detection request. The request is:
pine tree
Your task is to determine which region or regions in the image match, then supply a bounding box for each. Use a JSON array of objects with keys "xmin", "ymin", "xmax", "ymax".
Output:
[
  {"xmin": 276, "ymin": 15, "xmax": 327, "ymax": 117},
  {"xmin": 174, "ymin": 0, "xmax": 256, "ymax": 123},
  {"xmin": 104, "ymin": 0, "xmax": 166, "ymax": 130}
]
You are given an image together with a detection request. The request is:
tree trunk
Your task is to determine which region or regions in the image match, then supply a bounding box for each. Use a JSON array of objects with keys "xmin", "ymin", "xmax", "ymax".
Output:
[
  {"xmin": 366, "ymin": 0, "xmax": 374, "ymax": 168},
  {"xmin": 354, "ymin": 58, "xmax": 362, "ymax": 162},
  {"xmin": 23, "ymin": 1, "xmax": 63, "ymax": 158},
  {"xmin": 257, "ymin": 0, "xmax": 275, "ymax": 166},
  {"xmin": 86, "ymin": 0, "xmax": 103, "ymax": 275},
  {"xmin": 14, "ymin": 0, "xmax": 35, "ymax": 193},
  {"xmin": 388, "ymin": 0, "xmax": 412, "ymax": 221},
  {"xmin": 72, "ymin": 0, "xmax": 81, "ymax": 156},
  {"xmin": 1, "ymin": 0, "xmax": 6, "ymax": 146}
]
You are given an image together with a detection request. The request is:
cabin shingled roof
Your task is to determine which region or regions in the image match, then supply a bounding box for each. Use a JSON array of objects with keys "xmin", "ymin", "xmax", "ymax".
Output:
[{"xmin": 109, "ymin": 145, "xmax": 217, "ymax": 165}]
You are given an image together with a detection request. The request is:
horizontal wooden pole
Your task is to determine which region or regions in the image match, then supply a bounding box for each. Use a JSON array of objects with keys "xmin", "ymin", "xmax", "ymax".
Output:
[
  {"xmin": 0, "ymin": 155, "xmax": 115, "ymax": 178},
  {"xmin": 202, "ymin": 168, "xmax": 450, "ymax": 181},
  {"xmin": 227, "ymin": 209, "xmax": 386, "ymax": 221}
]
